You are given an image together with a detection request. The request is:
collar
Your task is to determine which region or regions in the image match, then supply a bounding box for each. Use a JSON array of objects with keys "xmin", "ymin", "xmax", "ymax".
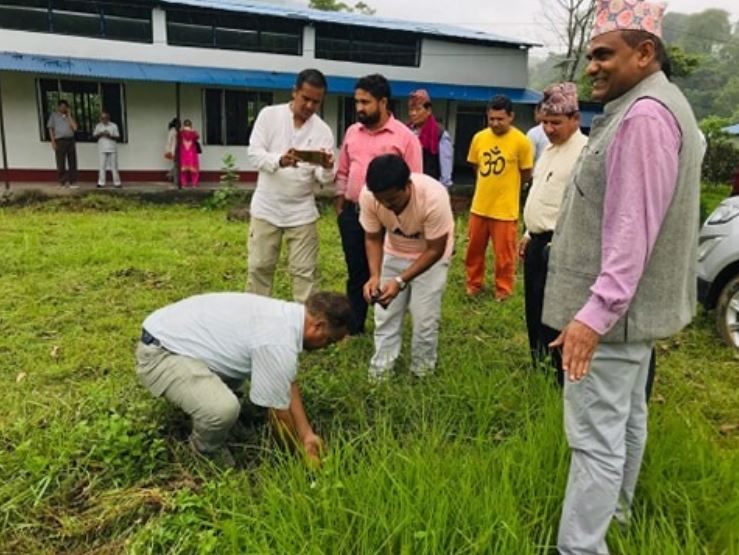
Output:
[{"xmin": 359, "ymin": 114, "xmax": 397, "ymax": 135}]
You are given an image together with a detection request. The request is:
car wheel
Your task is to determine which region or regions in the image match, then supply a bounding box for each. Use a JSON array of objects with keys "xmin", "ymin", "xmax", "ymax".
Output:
[{"xmin": 716, "ymin": 274, "xmax": 739, "ymax": 350}]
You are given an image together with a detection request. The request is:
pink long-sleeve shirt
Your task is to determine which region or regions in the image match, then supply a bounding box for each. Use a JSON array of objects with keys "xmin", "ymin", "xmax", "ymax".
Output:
[
  {"xmin": 335, "ymin": 114, "xmax": 423, "ymax": 203},
  {"xmin": 575, "ymin": 98, "xmax": 682, "ymax": 335}
]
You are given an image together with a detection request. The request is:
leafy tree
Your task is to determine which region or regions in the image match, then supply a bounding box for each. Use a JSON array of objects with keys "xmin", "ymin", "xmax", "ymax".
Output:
[
  {"xmin": 664, "ymin": 10, "xmax": 739, "ymax": 120},
  {"xmin": 665, "ymin": 45, "xmax": 700, "ymax": 79},
  {"xmin": 662, "ymin": 12, "xmax": 689, "ymax": 45},
  {"xmin": 678, "ymin": 9, "xmax": 731, "ymax": 55},
  {"xmin": 309, "ymin": 0, "xmax": 375, "ymax": 15}
]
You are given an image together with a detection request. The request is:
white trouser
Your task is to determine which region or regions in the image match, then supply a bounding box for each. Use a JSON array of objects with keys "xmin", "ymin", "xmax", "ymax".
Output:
[
  {"xmin": 369, "ymin": 254, "xmax": 449, "ymax": 380},
  {"xmin": 557, "ymin": 340, "xmax": 653, "ymax": 555},
  {"xmin": 98, "ymin": 151, "xmax": 121, "ymax": 186}
]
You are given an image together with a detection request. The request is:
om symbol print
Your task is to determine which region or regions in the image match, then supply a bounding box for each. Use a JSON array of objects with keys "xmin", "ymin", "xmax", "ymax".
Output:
[{"xmin": 480, "ymin": 147, "xmax": 506, "ymax": 177}]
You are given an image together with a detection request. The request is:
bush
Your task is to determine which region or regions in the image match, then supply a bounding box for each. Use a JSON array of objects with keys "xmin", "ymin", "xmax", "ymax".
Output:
[
  {"xmin": 702, "ymin": 139, "xmax": 739, "ymax": 185},
  {"xmin": 700, "ymin": 116, "xmax": 739, "ymax": 185},
  {"xmin": 203, "ymin": 153, "xmax": 240, "ymax": 210}
]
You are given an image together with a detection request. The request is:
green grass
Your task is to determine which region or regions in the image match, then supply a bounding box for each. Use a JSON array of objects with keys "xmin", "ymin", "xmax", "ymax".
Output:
[{"xmin": 0, "ymin": 193, "xmax": 737, "ymax": 554}]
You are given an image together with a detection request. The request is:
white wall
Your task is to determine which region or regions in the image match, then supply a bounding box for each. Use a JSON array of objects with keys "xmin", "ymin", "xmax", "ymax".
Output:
[
  {"xmin": 421, "ymin": 39, "xmax": 528, "ymax": 89},
  {"xmin": 0, "ymin": 15, "xmax": 528, "ymax": 89},
  {"xmin": 0, "ymin": 9, "xmax": 532, "ymax": 175},
  {"xmin": 0, "ymin": 72, "xmax": 350, "ymax": 173}
]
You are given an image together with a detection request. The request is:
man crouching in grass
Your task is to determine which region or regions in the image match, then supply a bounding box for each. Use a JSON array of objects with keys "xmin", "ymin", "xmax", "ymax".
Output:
[{"xmin": 135, "ymin": 291, "xmax": 351, "ymax": 467}]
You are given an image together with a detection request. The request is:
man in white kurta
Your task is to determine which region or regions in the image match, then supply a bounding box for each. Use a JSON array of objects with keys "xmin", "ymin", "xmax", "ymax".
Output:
[
  {"xmin": 247, "ymin": 69, "xmax": 335, "ymax": 302},
  {"xmin": 93, "ymin": 112, "xmax": 121, "ymax": 188}
]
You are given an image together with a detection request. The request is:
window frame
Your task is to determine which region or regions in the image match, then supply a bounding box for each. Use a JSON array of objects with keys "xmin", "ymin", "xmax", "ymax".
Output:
[
  {"xmin": 0, "ymin": 0, "xmax": 153, "ymax": 43},
  {"xmin": 202, "ymin": 87, "xmax": 274, "ymax": 147},
  {"xmin": 315, "ymin": 23, "xmax": 421, "ymax": 67},
  {"xmin": 37, "ymin": 78, "xmax": 128, "ymax": 143},
  {"xmin": 166, "ymin": 7, "xmax": 303, "ymax": 56}
]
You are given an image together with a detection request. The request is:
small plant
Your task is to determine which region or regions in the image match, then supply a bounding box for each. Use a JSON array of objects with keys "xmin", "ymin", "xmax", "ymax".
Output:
[{"xmin": 203, "ymin": 153, "xmax": 240, "ymax": 210}]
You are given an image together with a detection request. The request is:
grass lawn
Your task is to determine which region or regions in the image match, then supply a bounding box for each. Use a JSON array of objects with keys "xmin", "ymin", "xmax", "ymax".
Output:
[{"xmin": 0, "ymin": 192, "xmax": 737, "ymax": 554}]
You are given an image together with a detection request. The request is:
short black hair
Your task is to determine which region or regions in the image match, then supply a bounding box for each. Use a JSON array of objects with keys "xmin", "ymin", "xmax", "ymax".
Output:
[
  {"xmin": 58, "ymin": 99, "xmax": 69, "ymax": 107},
  {"xmin": 366, "ymin": 154, "xmax": 410, "ymax": 193},
  {"xmin": 487, "ymin": 95, "xmax": 513, "ymax": 114},
  {"xmin": 305, "ymin": 292, "xmax": 352, "ymax": 333},
  {"xmin": 295, "ymin": 68, "xmax": 327, "ymax": 91},
  {"xmin": 620, "ymin": 30, "xmax": 668, "ymax": 73},
  {"xmin": 355, "ymin": 74, "xmax": 391, "ymax": 101}
]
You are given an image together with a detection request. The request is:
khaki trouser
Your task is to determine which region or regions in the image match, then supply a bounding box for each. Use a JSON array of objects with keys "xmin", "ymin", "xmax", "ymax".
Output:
[
  {"xmin": 136, "ymin": 342, "xmax": 243, "ymax": 452},
  {"xmin": 246, "ymin": 216, "xmax": 319, "ymax": 303}
]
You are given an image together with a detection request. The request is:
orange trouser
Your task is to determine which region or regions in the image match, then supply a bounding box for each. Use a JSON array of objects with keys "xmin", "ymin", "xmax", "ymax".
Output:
[{"xmin": 464, "ymin": 213, "xmax": 518, "ymax": 297}]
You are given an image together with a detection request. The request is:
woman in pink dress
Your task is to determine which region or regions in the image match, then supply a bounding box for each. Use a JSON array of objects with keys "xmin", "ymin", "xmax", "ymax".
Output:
[{"xmin": 178, "ymin": 119, "xmax": 200, "ymax": 187}]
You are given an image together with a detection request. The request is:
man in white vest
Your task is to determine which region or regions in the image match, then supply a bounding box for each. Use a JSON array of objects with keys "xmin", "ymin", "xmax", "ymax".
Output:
[{"xmin": 541, "ymin": 1, "xmax": 703, "ymax": 553}]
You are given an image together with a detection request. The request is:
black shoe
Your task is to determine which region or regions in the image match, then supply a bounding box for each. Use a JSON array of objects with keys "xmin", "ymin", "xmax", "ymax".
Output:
[{"xmin": 96, "ymin": 184, "xmax": 104, "ymax": 188}]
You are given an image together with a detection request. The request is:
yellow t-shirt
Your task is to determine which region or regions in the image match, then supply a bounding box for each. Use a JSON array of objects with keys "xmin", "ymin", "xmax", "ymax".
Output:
[{"xmin": 467, "ymin": 127, "xmax": 534, "ymax": 221}]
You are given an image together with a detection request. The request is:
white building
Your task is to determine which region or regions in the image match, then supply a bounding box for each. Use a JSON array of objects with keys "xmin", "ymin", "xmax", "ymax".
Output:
[{"xmin": 0, "ymin": 0, "xmax": 539, "ymax": 183}]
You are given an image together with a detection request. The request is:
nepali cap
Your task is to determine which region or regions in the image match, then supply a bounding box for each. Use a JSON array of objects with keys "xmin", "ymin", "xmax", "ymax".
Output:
[
  {"xmin": 591, "ymin": 0, "xmax": 666, "ymax": 39},
  {"xmin": 409, "ymin": 89, "xmax": 431, "ymax": 107},
  {"xmin": 540, "ymin": 82, "xmax": 579, "ymax": 115}
]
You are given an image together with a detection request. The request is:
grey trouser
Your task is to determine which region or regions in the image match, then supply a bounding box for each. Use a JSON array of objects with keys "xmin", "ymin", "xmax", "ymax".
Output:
[
  {"xmin": 246, "ymin": 216, "xmax": 319, "ymax": 303},
  {"xmin": 136, "ymin": 341, "xmax": 244, "ymax": 452},
  {"xmin": 54, "ymin": 138, "xmax": 77, "ymax": 184},
  {"xmin": 98, "ymin": 151, "xmax": 121, "ymax": 186},
  {"xmin": 557, "ymin": 340, "xmax": 653, "ymax": 555},
  {"xmin": 369, "ymin": 254, "xmax": 449, "ymax": 379}
]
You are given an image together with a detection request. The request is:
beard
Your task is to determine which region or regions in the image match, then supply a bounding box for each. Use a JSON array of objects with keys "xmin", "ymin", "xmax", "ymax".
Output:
[{"xmin": 357, "ymin": 110, "xmax": 380, "ymax": 125}]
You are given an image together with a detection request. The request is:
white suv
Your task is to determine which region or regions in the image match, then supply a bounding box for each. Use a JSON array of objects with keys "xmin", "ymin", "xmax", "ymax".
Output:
[{"xmin": 697, "ymin": 195, "xmax": 739, "ymax": 350}]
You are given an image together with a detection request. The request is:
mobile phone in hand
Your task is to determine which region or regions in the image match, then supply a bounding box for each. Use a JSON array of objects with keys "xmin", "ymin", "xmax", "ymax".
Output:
[{"xmin": 293, "ymin": 150, "xmax": 327, "ymax": 165}]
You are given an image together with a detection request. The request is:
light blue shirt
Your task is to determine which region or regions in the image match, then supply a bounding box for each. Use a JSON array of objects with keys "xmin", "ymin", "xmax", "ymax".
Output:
[
  {"xmin": 526, "ymin": 124, "xmax": 550, "ymax": 164},
  {"xmin": 143, "ymin": 293, "xmax": 304, "ymax": 410}
]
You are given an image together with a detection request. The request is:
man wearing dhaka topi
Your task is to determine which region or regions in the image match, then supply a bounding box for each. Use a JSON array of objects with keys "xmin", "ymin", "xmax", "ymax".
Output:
[{"xmin": 541, "ymin": 1, "xmax": 703, "ymax": 553}]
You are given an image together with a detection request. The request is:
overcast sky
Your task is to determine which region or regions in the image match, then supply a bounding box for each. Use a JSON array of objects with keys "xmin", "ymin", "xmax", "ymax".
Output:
[{"xmin": 311, "ymin": 0, "xmax": 739, "ymax": 54}]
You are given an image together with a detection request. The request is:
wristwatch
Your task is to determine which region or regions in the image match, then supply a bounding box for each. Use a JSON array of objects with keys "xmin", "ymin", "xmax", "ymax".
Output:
[{"xmin": 394, "ymin": 276, "xmax": 407, "ymax": 290}]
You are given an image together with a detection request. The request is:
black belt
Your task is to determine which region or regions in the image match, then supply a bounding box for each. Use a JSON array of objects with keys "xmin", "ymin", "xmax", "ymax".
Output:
[
  {"xmin": 529, "ymin": 231, "xmax": 554, "ymax": 241},
  {"xmin": 141, "ymin": 328, "xmax": 161, "ymax": 346}
]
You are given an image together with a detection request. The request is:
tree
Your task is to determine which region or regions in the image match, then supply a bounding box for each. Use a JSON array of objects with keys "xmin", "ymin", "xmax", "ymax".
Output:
[
  {"xmin": 308, "ymin": 0, "xmax": 375, "ymax": 15},
  {"xmin": 663, "ymin": 10, "xmax": 738, "ymax": 120},
  {"xmin": 678, "ymin": 9, "xmax": 731, "ymax": 55},
  {"xmin": 665, "ymin": 45, "xmax": 700, "ymax": 79},
  {"xmin": 541, "ymin": 0, "xmax": 597, "ymax": 82}
]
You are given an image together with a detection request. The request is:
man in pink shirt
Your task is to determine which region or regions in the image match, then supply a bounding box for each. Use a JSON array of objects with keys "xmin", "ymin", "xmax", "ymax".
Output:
[
  {"xmin": 335, "ymin": 74, "xmax": 423, "ymax": 334},
  {"xmin": 541, "ymin": 2, "xmax": 703, "ymax": 553},
  {"xmin": 359, "ymin": 154, "xmax": 453, "ymax": 381}
]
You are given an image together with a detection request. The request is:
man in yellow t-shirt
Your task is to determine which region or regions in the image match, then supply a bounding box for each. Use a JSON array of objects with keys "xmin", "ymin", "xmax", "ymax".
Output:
[{"xmin": 465, "ymin": 95, "xmax": 533, "ymax": 301}]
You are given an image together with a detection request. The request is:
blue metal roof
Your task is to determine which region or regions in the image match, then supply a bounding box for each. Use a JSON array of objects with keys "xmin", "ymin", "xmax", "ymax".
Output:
[
  {"xmin": 722, "ymin": 124, "xmax": 739, "ymax": 136},
  {"xmin": 0, "ymin": 51, "xmax": 542, "ymax": 103},
  {"xmin": 160, "ymin": 0, "xmax": 537, "ymax": 48}
]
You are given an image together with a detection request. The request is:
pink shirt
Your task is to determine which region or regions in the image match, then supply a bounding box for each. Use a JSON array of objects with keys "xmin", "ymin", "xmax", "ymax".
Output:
[
  {"xmin": 358, "ymin": 173, "xmax": 455, "ymax": 260},
  {"xmin": 575, "ymin": 99, "xmax": 681, "ymax": 335},
  {"xmin": 336, "ymin": 115, "xmax": 423, "ymax": 203}
]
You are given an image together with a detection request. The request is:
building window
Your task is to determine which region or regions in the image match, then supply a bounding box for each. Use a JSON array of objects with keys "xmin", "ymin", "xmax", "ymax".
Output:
[
  {"xmin": 0, "ymin": 1, "xmax": 152, "ymax": 43},
  {"xmin": 38, "ymin": 78, "xmax": 126, "ymax": 143},
  {"xmin": 167, "ymin": 8, "xmax": 302, "ymax": 55},
  {"xmin": 315, "ymin": 23, "xmax": 420, "ymax": 67},
  {"xmin": 203, "ymin": 89, "xmax": 273, "ymax": 146}
]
